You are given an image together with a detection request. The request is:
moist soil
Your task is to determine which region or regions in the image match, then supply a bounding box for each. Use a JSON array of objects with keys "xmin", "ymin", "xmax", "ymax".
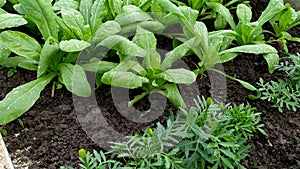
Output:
[{"xmin": 1, "ymin": 0, "xmax": 300, "ymax": 168}]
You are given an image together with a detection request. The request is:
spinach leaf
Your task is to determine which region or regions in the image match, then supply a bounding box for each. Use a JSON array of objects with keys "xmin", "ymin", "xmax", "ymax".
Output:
[
  {"xmin": 37, "ymin": 37, "xmax": 60, "ymax": 78},
  {"xmin": 0, "ymin": 13, "xmax": 27, "ymax": 29},
  {"xmin": 0, "ymin": 73, "xmax": 56, "ymax": 125},
  {"xmin": 59, "ymin": 39, "xmax": 90, "ymax": 52},
  {"xmin": 0, "ymin": 31, "xmax": 41, "ymax": 61},
  {"xmin": 21, "ymin": 0, "xmax": 58, "ymax": 40},
  {"xmin": 90, "ymin": 0, "xmax": 108, "ymax": 32},
  {"xmin": 58, "ymin": 63, "xmax": 91, "ymax": 97}
]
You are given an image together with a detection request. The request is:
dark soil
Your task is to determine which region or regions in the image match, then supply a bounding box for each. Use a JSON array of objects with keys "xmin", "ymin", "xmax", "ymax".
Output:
[{"xmin": 1, "ymin": 0, "xmax": 300, "ymax": 168}]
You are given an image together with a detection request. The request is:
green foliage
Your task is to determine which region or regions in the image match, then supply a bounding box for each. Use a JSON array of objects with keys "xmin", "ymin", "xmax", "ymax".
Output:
[
  {"xmin": 208, "ymin": 0, "xmax": 285, "ymax": 45},
  {"xmin": 269, "ymin": 3, "xmax": 300, "ymax": 52},
  {"xmin": 0, "ymin": 0, "xmax": 122, "ymax": 124},
  {"xmin": 62, "ymin": 96, "xmax": 266, "ymax": 169},
  {"xmin": 257, "ymin": 53, "xmax": 300, "ymax": 112},
  {"xmin": 155, "ymin": 0, "xmax": 278, "ymax": 94},
  {"xmin": 100, "ymin": 26, "xmax": 196, "ymax": 108}
]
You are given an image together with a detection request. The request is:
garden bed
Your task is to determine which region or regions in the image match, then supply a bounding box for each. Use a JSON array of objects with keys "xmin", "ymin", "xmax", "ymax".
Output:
[{"xmin": 0, "ymin": 0, "xmax": 300, "ymax": 168}]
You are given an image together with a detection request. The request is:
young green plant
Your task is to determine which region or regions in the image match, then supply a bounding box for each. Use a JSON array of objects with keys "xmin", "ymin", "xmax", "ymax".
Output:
[
  {"xmin": 269, "ymin": 3, "xmax": 300, "ymax": 52},
  {"xmin": 157, "ymin": 0, "xmax": 279, "ymax": 96},
  {"xmin": 99, "ymin": 26, "xmax": 197, "ymax": 108}
]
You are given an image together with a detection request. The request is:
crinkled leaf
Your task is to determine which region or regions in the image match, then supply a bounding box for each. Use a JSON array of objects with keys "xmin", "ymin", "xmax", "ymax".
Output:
[
  {"xmin": 158, "ymin": 68, "xmax": 196, "ymax": 84},
  {"xmin": 0, "ymin": 73, "xmax": 55, "ymax": 125},
  {"xmin": 237, "ymin": 4, "xmax": 252, "ymax": 24},
  {"xmin": 59, "ymin": 39, "xmax": 90, "ymax": 52},
  {"xmin": 53, "ymin": 0, "xmax": 79, "ymax": 11},
  {"xmin": 38, "ymin": 37, "xmax": 59, "ymax": 77},
  {"xmin": 133, "ymin": 26, "xmax": 160, "ymax": 69},
  {"xmin": 101, "ymin": 71, "xmax": 149, "ymax": 89},
  {"xmin": 58, "ymin": 63, "xmax": 91, "ymax": 97},
  {"xmin": 0, "ymin": 13, "xmax": 27, "ymax": 30},
  {"xmin": 61, "ymin": 7, "xmax": 85, "ymax": 39},
  {"xmin": 90, "ymin": 0, "xmax": 108, "ymax": 32},
  {"xmin": 21, "ymin": 0, "xmax": 58, "ymax": 40},
  {"xmin": 0, "ymin": 31, "xmax": 41, "ymax": 60}
]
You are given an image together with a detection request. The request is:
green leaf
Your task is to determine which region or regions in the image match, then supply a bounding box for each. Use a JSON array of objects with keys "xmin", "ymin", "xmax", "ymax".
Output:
[
  {"xmin": 132, "ymin": 26, "xmax": 160, "ymax": 69},
  {"xmin": 219, "ymin": 44, "xmax": 277, "ymax": 55},
  {"xmin": 59, "ymin": 39, "xmax": 90, "ymax": 52},
  {"xmin": 113, "ymin": 58, "xmax": 147, "ymax": 75},
  {"xmin": 0, "ymin": 42, "xmax": 10, "ymax": 63},
  {"xmin": 207, "ymin": 2, "xmax": 236, "ymax": 30},
  {"xmin": 21, "ymin": 0, "xmax": 58, "ymax": 40},
  {"xmin": 91, "ymin": 21, "xmax": 121, "ymax": 43},
  {"xmin": 250, "ymin": 0, "xmax": 285, "ymax": 38},
  {"xmin": 0, "ymin": 13, "xmax": 27, "ymax": 30},
  {"xmin": 0, "ymin": 31, "xmax": 41, "ymax": 61},
  {"xmin": 37, "ymin": 37, "xmax": 59, "ymax": 78},
  {"xmin": 165, "ymin": 156, "xmax": 170, "ymax": 169},
  {"xmin": 263, "ymin": 53, "xmax": 279, "ymax": 73},
  {"xmin": 156, "ymin": 0, "xmax": 182, "ymax": 16},
  {"xmin": 278, "ymin": 4, "xmax": 292, "ymax": 32},
  {"xmin": 118, "ymin": 20, "xmax": 165, "ymax": 35},
  {"xmin": 98, "ymin": 35, "xmax": 144, "ymax": 59},
  {"xmin": 116, "ymin": 6, "xmax": 152, "ymax": 25},
  {"xmin": 161, "ymin": 37, "xmax": 198, "ymax": 70},
  {"xmin": 53, "ymin": 0, "xmax": 79, "ymax": 11},
  {"xmin": 81, "ymin": 59, "xmax": 117, "ymax": 74},
  {"xmin": 257, "ymin": 0, "xmax": 285, "ymax": 27},
  {"xmin": 1, "ymin": 56, "xmax": 38, "ymax": 68},
  {"xmin": 220, "ymin": 156, "xmax": 234, "ymax": 168},
  {"xmin": 90, "ymin": 0, "xmax": 108, "ymax": 32},
  {"xmin": 214, "ymin": 14, "xmax": 227, "ymax": 30},
  {"xmin": 0, "ymin": 73, "xmax": 56, "ymax": 125},
  {"xmin": 0, "ymin": 0, "xmax": 5, "ymax": 8},
  {"xmin": 162, "ymin": 83, "xmax": 185, "ymax": 108},
  {"xmin": 101, "ymin": 71, "xmax": 149, "ymax": 89},
  {"xmin": 219, "ymin": 52, "xmax": 238, "ymax": 63},
  {"xmin": 79, "ymin": 0, "xmax": 92, "ymax": 25},
  {"xmin": 236, "ymin": 79, "xmax": 257, "ymax": 91},
  {"xmin": 58, "ymin": 63, "xmax": 91, "ymax": 97},
  {"xmin": 61, "ymin": 7, "xmax": 85, "ymax": 39},
  {"xmin": 220, "ymin": 149, "xmax": 236, "ymax": 159},
  {"xmin": 157, "ymin": 68, "xmax": 196, "ymax": 84},
  {"xmin": 237, "ymin": 4, "xmax": 252, "ymax": 24},
  {"xmin": 179, "ymin": 6, "xmax": 198, "ymax": 24}
]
